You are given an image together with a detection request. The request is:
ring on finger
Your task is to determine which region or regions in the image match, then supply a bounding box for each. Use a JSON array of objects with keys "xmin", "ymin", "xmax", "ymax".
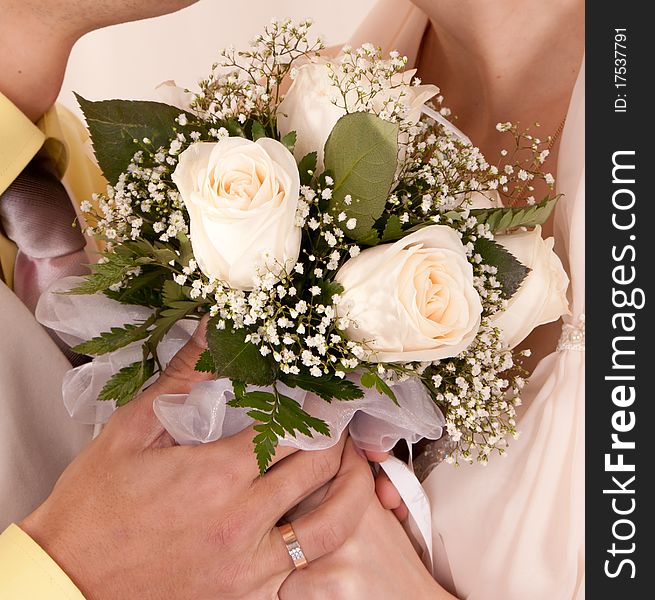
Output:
[{"xmin": 278, "ymin": 522, "xmax": 308, "ymax": 570}]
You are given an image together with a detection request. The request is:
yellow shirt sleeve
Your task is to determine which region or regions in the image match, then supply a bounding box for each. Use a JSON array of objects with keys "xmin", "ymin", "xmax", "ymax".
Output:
[{"xmin": 0, "ymin": 524, "xmax": 86, "ymax": 599}]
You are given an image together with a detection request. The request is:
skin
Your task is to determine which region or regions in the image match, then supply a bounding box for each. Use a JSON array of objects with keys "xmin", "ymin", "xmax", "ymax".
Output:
[
  {"xmin": 21, "ymin": 320, "xmax": 376, "ymax": 599},
  {"xmin": 0, "ymin": 0, "xmax": 199, "ymax": 120}
]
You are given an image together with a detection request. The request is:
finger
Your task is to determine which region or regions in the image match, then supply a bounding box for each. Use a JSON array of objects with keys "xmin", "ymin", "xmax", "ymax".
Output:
[
  {"xmin": 375, "ymin": 470, "xmax": 404, "ymax": 511},
  {"xmin": 393, "ymin": 503, "xmax": 409, "ymax": 522},
  {"xmin": 199, "ymin": 425, "xmax": 302, "ymax": 482},
  {"xmin": 364, "ymin": 450, "xmax": 390, "ymax": 463},
  {"xmin": 263, "ymin": 438, "xmax": 374, "ymax": 577},
  {"xmin": 253, "ymin": 435, "xmax": 348, "ymax": 524},
  {"xmin": 114, "ymin": 316, "xmax": 214, "ymax": 444}
]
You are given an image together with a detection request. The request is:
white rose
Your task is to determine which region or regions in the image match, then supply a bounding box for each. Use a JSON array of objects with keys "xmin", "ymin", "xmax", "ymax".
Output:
[
  {"xmin": 491, "ymin": 226, "xmax": 570, "ymax": 348},
  {"xmin": 172, "ymin": 138, "xmax": 301, "ymax": 290},
  {"xmin": 335, "ymin": 225, "xmax": 482, "ymax": 363},
  {"xmin": 277, "ymin": 58, "xmax": 438, "ymax": 171}
]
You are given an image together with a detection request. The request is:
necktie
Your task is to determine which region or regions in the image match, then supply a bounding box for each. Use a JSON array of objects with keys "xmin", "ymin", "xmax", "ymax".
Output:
[{"xmin": 0, "ymin": 159, "xmax": 89, "ymax": 364}]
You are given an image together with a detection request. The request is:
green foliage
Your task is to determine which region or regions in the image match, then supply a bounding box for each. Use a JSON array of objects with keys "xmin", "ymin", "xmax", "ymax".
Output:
[
  {"xmin": 474, "ymin": 237, "xmax": 530, "ymax": 299},
  {"xmin": 195, "ymin": 350, "xmax": 216, "ymax": 373},
  {"xmin": 98, "ymin": 358, "xmax": 155, "ymax": 406},
  {"xmin": 324, "ymin": 113, "xmax": 399, "ymax": 244},
  {"xmin": 229, "ymin": 389, "xmax": 330, "ymax": 474},
  {"xmin": 281, "ymin": 131, "xmax": 297, "ymax": 153},
  {"xmin": 72, "ymin": 319, "xmax": 154, "ymax": 356},
  {"xmin": 298, "ymin": 152, "xmax": 318, "ymax": 186},
  {"xmin": 361, "ymin": 371, "xmax": 398, "ymax": 405},
  {"xmin": 282, "ymin": 373, "xmax": 364, "ymax": 403},
  {"xmin": 67, "ymin": 252, "xmax": 137, "ymax": 295},
  {"xmin": 470, "ymin": 196, "xmax": 559, "ymax": 232},
  {"xmin": 380, "ymin": 214, "xmax": 405, "ymax": 242},
  {"xmin": 251, "ymin": 120, "xmax": 267, "ymax": 141},
  {"xmin": 75, "ymin": 95, "xmax": 196, "ymax": 185},
  {"xmin": 206, "ymin": 317, "xmax": 277, "ymax": 386}
]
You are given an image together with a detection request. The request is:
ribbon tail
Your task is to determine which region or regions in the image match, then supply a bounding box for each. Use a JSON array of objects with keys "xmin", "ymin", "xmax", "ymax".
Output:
[
  {"xmin": 379, "ymin": 456, "xmax": 434, "ymax": 575},
  {"xmin": 421, "ymin": 104, "xmax": 471, "ymax": 145}
]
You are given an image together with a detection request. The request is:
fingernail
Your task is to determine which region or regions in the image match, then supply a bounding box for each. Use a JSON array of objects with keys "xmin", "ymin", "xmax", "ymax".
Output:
[{"xmin": 192, "ymin": 314, "xmax": 209, "ymax": 348}]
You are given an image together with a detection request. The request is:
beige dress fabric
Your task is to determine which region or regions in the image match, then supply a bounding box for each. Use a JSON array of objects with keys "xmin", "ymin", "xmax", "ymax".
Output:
[
  {"xmin": 0, "ymin": 281, "xmax": 92, "ymax": 527},
  {"xmin": 352, "ymin": 2, "xmax": 585, "ymax": 598}
]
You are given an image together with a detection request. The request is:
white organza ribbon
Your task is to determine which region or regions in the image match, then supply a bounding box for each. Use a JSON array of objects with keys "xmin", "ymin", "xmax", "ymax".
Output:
[{"xmin": 37, "ymin": 276, "xmax": 441, "ymax": 571}]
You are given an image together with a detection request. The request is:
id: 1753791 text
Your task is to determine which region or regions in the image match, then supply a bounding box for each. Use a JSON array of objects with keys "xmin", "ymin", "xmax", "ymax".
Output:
[{"xmin": 614, "ymin": 29, "xmax": 627, "ymax": 113}]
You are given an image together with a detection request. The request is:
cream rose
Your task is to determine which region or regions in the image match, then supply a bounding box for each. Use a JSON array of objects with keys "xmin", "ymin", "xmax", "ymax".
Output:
[
  {"xmin": 335, "ymin": 226, "xmax": 482, "ymax": 363},
  {"xmin": 172, "ymin": 138, "xmax": 301, "ymax": 290},
  {"xmin": 277, "ymin": 58, "xmax": 438, "ymax": 171},
  {"xmin": 491, "ymin": 226, "xmax": 570, "ymax": 348}
]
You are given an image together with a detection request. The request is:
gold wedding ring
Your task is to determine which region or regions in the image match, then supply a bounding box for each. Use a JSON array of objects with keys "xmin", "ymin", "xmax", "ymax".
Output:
[{"xmin": 278, "ymin": 522, "xmax": 309, "ymax": 570}]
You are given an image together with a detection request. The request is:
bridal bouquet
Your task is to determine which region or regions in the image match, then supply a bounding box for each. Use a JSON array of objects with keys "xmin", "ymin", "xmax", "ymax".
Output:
[{"xmin": 55, "ymin": 19, "xmax": 568, "ymax": 472}]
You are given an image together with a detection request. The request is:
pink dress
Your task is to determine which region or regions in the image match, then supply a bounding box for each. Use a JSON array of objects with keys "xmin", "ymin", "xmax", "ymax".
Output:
[{"xmin": 351, "ymin": 3, "xmax": 585, "ymax": 598}]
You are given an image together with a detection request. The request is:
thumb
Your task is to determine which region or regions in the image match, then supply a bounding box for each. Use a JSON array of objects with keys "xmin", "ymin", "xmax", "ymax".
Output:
[
  {"xmin": 146, "ymin": 314, "xmax": 213, "ymax": 398},
  {"xmin": 115, "ymin": 315, "xmax": 214, "ymax": 445}
]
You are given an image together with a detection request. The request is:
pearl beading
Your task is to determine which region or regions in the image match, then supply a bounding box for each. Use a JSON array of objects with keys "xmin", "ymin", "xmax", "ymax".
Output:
[{"xmin": 557, "ymin": 313, "xmax": 585, "ymax": 352}]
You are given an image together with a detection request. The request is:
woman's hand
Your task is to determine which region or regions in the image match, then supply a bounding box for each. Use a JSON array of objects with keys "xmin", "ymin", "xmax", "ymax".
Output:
[
  {"xmin": 366, "ymin": 450, "xmax": 409, "ymax": 521},
  {"xmin": 280, "ymin": 492, "xmax": 455, "ymax": 599}
]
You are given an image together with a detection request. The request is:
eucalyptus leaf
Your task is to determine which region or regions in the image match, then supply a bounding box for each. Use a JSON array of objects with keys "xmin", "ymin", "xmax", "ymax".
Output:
[
  {"xmin": 324, "ymin": 113, "xmax": 398, "ymax": 243},
  {"xmin": 75, "ymin": 95, "xmax": 196, "ymax": 185}
]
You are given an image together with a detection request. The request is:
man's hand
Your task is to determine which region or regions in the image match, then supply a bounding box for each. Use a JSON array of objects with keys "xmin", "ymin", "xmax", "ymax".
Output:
[{"xmin": 20, "ymin": 320, "xmax": 374, "ymax": 599}]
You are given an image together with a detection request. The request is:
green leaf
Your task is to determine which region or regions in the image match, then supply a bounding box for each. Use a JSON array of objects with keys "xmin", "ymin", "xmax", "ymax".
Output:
[
  {"xmin": 232, "ymin": 389, "xmax": 330, "ymax": 474},
  {"xmin": 474, "ymin": 237, "xmax": 530, "ymax": 299},
  {"xmin": 177, "ymin": 233, "xmax": 194, "ymax": 266},
  {"xmin": 360, "ymin": 371, "xmax": 398, "ymax": 405},
  {"xmin": 324, "ymin": 113, "xmax": 399, "ymax": 243},
  {"xmin": 66, "ymin": 251, "xmax": 136, "ymax": 295},
  {"xmin": 225, "ymin": 119, "xmax": 246, "ymax": 138},
  {"xmin": 105, "ymin": 267, "xmax": 169, "ymax": 307},
  {"xmin": 282, "ymin": 373, "xmax": 364, "ymax": 403},
  {"xmin": 232, "ymin": 380, "xmax": 247, "ymax": 400},
  {"xmin": 298, "ymin": 152, "xmax": 318, "ymax": 186},
  {"xmin": 72, "ymin": 320, "xmax": 154, "ymax": 356},
  {"xmin": 380, "ymin": 215, "xmax": 405, "ymax": 242},
  {"xmin": 162, "ymin": 280, "xmax": 186, "ymax": 306},
  {"xmin": 470, "ymin": 196, "xmax": 560, "ymax": 232},
  {"xmin": 281, "ymin": 130, "xmax": 297, "ymax": 153},
  {"xmin": 206, "ymin": 318, "xmax": 277, "ymax": 386},
  {"xmin": 147, "ymin": 301, "xmax": 202, "ymax": 350},
  {"xmin": 98, "ymin": 359, "xmax": 155, "ymax": 406},
  {"xmin": 278, "ymin": 393, "xmax": 330, "ymax": 437},
  {"xmin": 195, "ymin": 349, "xmax": 216, "ymax": 373},
  {"xmin": 229, "ymin": 390, "xmax": 275, "ymax": 411},
  {"xmin": 318, "ymin": 280, "xmax": 344, "ymax": 307},
  {"xmin": 251, "ymin": 120, "xmax": 267, "ymax": 141},
  {"xmin": 75, "ymin": 94, "xmax": 196, "ymax": 185}
]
